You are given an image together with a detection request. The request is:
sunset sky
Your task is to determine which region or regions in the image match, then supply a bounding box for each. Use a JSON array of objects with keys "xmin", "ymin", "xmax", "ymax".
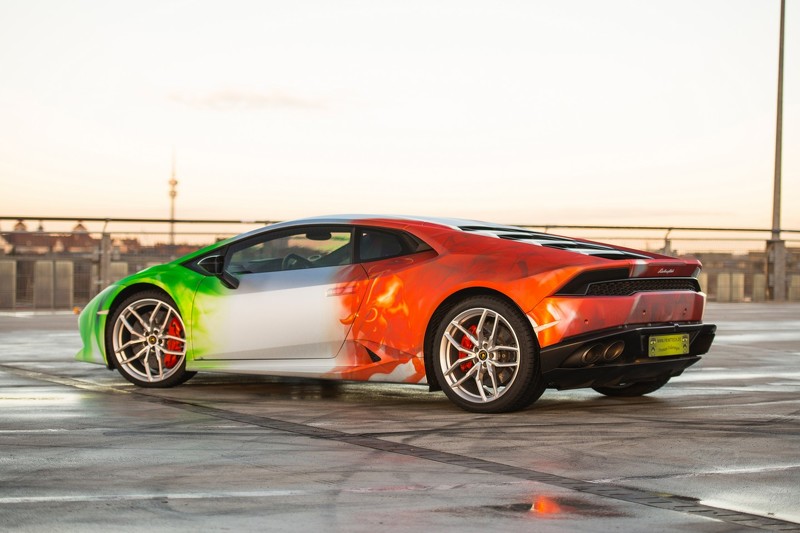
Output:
[{"xmin": 0, "ymin": 0, "xmax": 798, "ymax": 234}]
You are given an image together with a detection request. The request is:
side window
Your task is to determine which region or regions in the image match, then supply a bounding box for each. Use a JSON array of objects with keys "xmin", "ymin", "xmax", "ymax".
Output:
[
  {"xmin": 228, "ymin": 227, "xmax": 353, "ymax": 274},
  {"xmin": 357, "ymin": 228, "xmax": 432, "ymax": 262}
]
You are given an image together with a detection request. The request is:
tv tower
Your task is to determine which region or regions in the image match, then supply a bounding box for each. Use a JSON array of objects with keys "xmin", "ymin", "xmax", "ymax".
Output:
[{"xmin": 169, "ymin": 151, "xmax": 178, "ymax": 247}]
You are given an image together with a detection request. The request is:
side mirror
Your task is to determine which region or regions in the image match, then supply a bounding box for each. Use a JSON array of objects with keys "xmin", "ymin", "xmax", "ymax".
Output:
[
  {"xmin": 197, "ymin": 255, "xmax": 224, "ymax": 275},
  {"xmin": 197, "ymin": 255, "xmax": 239, "ymax": 289}
]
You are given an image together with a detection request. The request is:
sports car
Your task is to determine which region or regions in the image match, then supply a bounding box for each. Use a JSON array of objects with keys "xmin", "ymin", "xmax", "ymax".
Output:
[{"xmin": 77, "ymin": 215, "xmax": 716, "ymax": 412}]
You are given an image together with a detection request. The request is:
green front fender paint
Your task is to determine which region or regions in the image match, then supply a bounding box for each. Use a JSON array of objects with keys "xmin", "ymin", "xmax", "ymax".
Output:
[
  {"xmin": 75, "ymin": 263, "xmax": 210, "ymax": 367},
  {"xmin": 76, "ymin": 284, "xmax": 120, "ymax": 366}
]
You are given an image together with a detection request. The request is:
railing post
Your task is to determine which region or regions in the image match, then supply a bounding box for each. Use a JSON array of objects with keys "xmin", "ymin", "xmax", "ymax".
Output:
[
  {"xmin": 663, "ymin": 229, "xmax": 673, "ymax": 256},
  {"xmin": 100, "ymin": 232, "xmax": 112, "ymax": 291},
  {"xmin": 766, "ymin": 239, "xmax": 787, "ymax": 302},
  {"xmin": 0, "ymin": 260, "xmax": 17, "ymax": 309}
]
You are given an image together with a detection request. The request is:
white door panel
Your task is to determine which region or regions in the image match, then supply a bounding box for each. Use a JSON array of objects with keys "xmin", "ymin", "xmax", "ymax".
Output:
[{"xmin": 193, "ymin": 264, "xmax": 368, "ymax": 360}]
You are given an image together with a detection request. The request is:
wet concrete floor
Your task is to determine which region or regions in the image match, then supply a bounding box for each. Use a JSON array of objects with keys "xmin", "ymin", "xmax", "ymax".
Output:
[{"xmin": 0, "ymin": 303, "xmax": 798, "ymax": 532}]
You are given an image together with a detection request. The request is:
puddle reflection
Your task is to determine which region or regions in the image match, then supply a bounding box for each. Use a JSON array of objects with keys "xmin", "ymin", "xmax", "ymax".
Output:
[{"xmin": 487, "ymin": 495, "xmax": 629, "ymax": 519}]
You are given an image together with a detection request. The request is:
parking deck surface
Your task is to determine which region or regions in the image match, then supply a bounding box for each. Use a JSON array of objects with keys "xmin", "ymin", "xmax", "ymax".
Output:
[{"xmin": 1, "ymin": 303, "xmax": 798, "ymax": 532}]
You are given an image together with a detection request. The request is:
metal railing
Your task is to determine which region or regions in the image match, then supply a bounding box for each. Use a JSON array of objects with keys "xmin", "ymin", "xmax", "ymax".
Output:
[{"xmin": 1, "ymin": 216, "xmax": 798, "ymax": 309}]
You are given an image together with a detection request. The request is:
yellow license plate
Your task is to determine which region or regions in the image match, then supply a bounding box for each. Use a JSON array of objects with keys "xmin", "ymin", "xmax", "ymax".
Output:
[{"xmin": 648, "ymin": 334, "xmax": 690, "ymax": 357}]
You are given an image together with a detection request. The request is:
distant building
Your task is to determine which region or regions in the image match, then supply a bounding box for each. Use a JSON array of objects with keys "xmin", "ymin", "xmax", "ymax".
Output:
[
  {"xmin": 1, "ymin": 221, "xmax": 98, "ymax": 255},
  {"xmin": 0, "ymin": 219, "xmax": 202, "ymax": 261},
  {"xmin": 153, "ymin": 243, "xmax": 198, "ymax": 257}
]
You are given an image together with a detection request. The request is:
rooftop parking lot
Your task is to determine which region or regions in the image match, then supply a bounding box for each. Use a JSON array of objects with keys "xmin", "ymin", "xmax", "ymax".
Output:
[{"xmin": 1, "ymin": 303, "xmax": 798, "ymax": 532}]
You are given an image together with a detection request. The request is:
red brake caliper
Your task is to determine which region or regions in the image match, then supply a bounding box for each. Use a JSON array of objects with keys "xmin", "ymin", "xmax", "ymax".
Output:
[
  {"xmin": 164, "ymin": 317, "xmax": 183, "ymax": 369},
  {"xmin": 459, "ymin": 325, "xmax": 478, "ymax": 372}
]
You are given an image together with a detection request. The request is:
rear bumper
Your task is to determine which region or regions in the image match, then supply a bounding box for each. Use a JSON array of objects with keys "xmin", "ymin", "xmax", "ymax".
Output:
[{"xmin": 539, "ymin": 322, "xmax": 716, "ymax": 390}]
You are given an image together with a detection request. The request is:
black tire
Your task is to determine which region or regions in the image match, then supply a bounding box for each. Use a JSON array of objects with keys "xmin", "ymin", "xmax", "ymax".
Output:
[
  {"xmin": 592, "ymin": 376, "xmax": 670, "ymax": 397},
  {"xmin": 107, "ymin": 290, "xmax": 196, "ymax": 388},
  {"xmin": 432, "ymin": 295, "xmax": 545, "ymax": 413}
]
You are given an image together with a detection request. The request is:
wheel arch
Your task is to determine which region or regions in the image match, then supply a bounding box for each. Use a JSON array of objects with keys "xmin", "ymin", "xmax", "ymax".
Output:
[
  {"xmin": 423, "ymin": 287, "xmax": 536, "ymax": 392},
  {"xmin": 103, "ymin": 283, "xmax": 175, "ymax": 369}
]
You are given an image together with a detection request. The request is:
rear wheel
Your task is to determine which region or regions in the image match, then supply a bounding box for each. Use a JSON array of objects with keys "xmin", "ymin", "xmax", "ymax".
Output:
[
  {"xmin": 433, "ymin": 296, "xmax": 544, "ymax": 413},
  {"xmin": 108, "ymin": 290, "xmax": 195, "ymax": 388},
  {"xmin": 592, "ymin": 376, "xmax": 670, "ymax": 397}
]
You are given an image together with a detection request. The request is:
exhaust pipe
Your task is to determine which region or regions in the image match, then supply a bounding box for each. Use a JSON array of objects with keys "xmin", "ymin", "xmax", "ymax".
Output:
[
  {"xmin": 563, "ymin": 340, "xmax": 625, "ymax": 368},
  {"xmin": 603, "ymin": 341, "xmax": 625, "ymax": 361},
  {"xmin": 580, "ymin": 344, "xmax": 604, "ymax": 364}
]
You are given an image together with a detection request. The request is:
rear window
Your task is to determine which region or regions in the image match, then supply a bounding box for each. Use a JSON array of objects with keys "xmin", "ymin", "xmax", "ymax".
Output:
[{"xmin": 357, "ymin": 228, "xmax": 432, "ymax": 262}]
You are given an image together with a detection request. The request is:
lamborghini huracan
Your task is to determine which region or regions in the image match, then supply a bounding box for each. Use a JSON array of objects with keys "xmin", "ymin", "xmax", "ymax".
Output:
[{"xmin": 77, "ymin": 215, "xmax": 716, "ymax": 412}]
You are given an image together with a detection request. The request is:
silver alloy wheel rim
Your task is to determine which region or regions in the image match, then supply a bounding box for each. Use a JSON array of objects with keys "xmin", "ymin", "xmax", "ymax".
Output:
[
  {"xmin": 438, "ymin": 307, "xmax": 521, "ymax": 403},
  {"xmin": 112, "ymin": 298, "xmax": 186, "ymax": 383}
]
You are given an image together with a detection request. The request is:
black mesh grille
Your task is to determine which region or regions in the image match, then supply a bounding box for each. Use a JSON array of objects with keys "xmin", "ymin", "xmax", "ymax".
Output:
[{"xmin": 586, "ymin": 278, "xmax": 700, "ymax": 296}]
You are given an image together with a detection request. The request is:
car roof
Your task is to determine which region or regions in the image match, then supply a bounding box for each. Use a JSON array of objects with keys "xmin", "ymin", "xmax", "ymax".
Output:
[
  {"xmin": 269, "ymin": 214, "xmax": 519, "ymax": 231},
  {"xmin": 178, "ymin": 213, "xmax": 654, "ymax": 264},
  {"xmin": 185, "ymin": 213, "xmax": 650, "ymax": 265}
]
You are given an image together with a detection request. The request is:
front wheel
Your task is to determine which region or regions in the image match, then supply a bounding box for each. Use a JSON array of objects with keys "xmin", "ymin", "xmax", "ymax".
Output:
[
  {"xmin": 433, "ymin": 296, "xmax": 544, "ymax": 413},
  {"xmin": 108, "ymin": 290, "xmax": 196, "ymax": 388},
  {"xmin": 592, "ymin": 376, "xmax": 670, "ymax": 397}
]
